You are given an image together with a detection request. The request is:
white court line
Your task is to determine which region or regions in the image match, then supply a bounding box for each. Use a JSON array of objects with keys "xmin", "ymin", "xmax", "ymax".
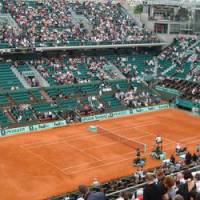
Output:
[
  {"xmin": 134, "ymin": 127, "xmax": 178, "ymax": 144},
  {"xmin": 149, "ymin": 131, "xmax": 200, "ymax": 144},
  {"xmin": 83, "ymin": 133, "xmax": 155, "ymax": 151},
  {"xmin": 20, "ymin": 133, "xmax": 98, "ymax": 149},
  {"xmin": 62, "ymin": 139, "xmax": 174, "ymax": 172},
  {"xmin": 20, "ymin": 121, "xmax": 158, "ymax": 149},
  {"xmin": 182, "ymin": 136, "xmax": 200, "ymax": 146},
  {"xmin": 180, "ymin": 135, "xmax": 200, "ymax": 143},
  {"xmin": 19, "ymin": 145, "xmax": 69, "ymax": 176},
  {"xmin": 62, "ymin": 150, "xmax": 134, "ymax": 171},
  {"xmin": 20, "ymin": 132, "xmax": 92, "ymax": 148},
  {"xmin": 66, "ymin": 135, "xmax": 165, "ymax": 169},
  {"xmin": 21, "ymin": 127, "xmax": 155, "ymax": 150},
  {"xmin": 22, "ymin": 126, "xmax": 200, "ymax": 176},
  {"xmin": 109, "ymin": 121, "xmax": 158, "ymax": 132},
  {"xmin": 125, "ymin": 133, "xmax": 154, "ymax": 140},
  {"xmin": 134, "ymin": 122, "xmax": 159, "ymax": 128},
  {"xmin": 62, "ymin": 140, "xmax": 177, "ymax": 175},
  {"xmin": 64, "ymin": 142, "xmax": 102, "ymax": 162}
]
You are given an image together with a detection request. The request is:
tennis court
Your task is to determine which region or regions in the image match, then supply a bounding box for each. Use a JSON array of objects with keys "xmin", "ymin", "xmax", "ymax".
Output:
[{"xmin": 0, "ymin": 108, "xmax": 200, "ymax": 200}]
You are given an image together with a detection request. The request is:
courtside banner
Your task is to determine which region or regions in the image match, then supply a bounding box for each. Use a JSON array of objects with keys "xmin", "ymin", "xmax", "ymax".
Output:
[
  {"xmin": 0, "ymin": 120, "xmax": 66, "ymax": 136},
  {"xmin": 0, "ymin": 105, "xmax": 170, "ymax": 136},
  {"xmin": 81, "ymin": 104, "xmax": 169, "ymax": 122}
]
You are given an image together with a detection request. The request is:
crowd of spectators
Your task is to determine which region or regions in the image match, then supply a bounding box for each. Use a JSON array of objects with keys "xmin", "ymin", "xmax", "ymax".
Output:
[
  {"xmin": 61, "ymin": 147, "xmax": 200, "ymax": 200},
  {"xmin": 159, "ymin": 78, "xmax": 200, "ymax": 105},
  {"xmin": 188, "ymin": 67, "xmax": 200, "ymax": 83},
  {"xmin": 10, "ymin": 103, "xmax": 59, "ymax": 123},
  {"xmin": 10, "ymin": 52, "xmax": 156, "ymax": 87},
  {"xmin": 2, "ymin": 0, "xmax": 87, "ymax": 47},
  {"xmin": 112, "ymin": 52, "xmax": 155, "ymax": 81},
  {"xmin": 115, "ymin": 89, "xmax": 160, "ymax": 108},
  {"xmin": 158, "ymin": 37, "xmax": 197, "ymax": 63},
  {"xmin": 1, "ymin": 1, "xmax": 160, "ymax": 48},
  {"xmin": 10, "ymin": 104, "xmax": 35, "ymax": 123},
  {"xmin": 157, "ymin": 36, "xmax": 198, "ymax": 77},
  {"xmin": 29, "ymin": 55, "xmax": 114, "ymax": 85},
  {"xmin": 76, "ymin": 2, "xmax": 159, "ymax": 44}
]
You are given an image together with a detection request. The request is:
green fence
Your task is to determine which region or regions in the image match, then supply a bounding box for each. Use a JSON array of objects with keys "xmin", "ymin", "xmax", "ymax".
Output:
[
  {"xmin": 155, "ymin": 86, "xmax": 181, "ymax": 96},
  {"xmin": 0, "ymin": 104, "xmax": 170, "ymax": 137},
  {"xmin": 81, "ymin": 104, "xmax": 170, "ymax": 122},
  {"xmin": 0, "ymin": 120, "xmax": 66, "ymax": 137}
]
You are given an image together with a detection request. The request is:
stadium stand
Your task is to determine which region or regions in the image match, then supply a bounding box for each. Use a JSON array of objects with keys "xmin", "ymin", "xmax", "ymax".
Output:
[
  {"xmin": 0, "ymin": 35, "xmax": 199, "ymax": 128},
  {"xmin": 0, "ymin": 1, "xmax": 200, "ymax": 199},
  {"xmin": 158, "ymin": 78, "xmax": 200, "ymax": 109},
  {"xmin": 0, "ymin": 1, "xmax": 160, "ymax": 48},
  {"xmin": 51, "ymin": 151, "xmax": 200, "ymax": 200},
  {"xmin": 0, "ymin": 108, "xmax": 12, "ymax": 128},
  {"xmin": 0, "ymin": 63, "xmax": 23, "ymax": 90}
]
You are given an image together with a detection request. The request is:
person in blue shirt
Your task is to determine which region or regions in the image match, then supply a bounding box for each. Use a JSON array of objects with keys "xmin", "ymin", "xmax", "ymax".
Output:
[{"xmin": 78, "ymin": 185, "xmax": 108, "ymax": 200}]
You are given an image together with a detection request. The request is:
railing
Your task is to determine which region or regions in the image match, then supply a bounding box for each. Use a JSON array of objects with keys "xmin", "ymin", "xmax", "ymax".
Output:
[
  {"xmin": 107, "ymin": 164, "xmax": 200, "ymax": 198},
  {"xmin": 0, "ymin": 42, "xmax": 167, "ymax": 54}
]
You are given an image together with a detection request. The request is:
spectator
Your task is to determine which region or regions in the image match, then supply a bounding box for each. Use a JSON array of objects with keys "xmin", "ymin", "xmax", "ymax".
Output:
[
  {"xmin": 195, "ymin": 173, "xmax": 200, "ymax": 193},
  {"xmin": 185, "ymin": 152, "xmax": 192, "ymax": 165},
  {"xmin": 163, "ymin": 176, "xmax": 176, "ymax": 200},
  {"xmin": 143, "ymin": 173, "xmax": 161, "ymax": 200},
  {"xmin": 170, "ymin": 155, "xmax": 176, "ymax": 165},
  {"xmin": 177, "ymin": 170, "xmax": 196, "ymax": 200},
  {"xmin": 78, "ymin": 185, "xmax": 107, "ymax": 200},
  {"xmin": 92, "ymin": 178, "xmax": 101, "ymax": 190}
]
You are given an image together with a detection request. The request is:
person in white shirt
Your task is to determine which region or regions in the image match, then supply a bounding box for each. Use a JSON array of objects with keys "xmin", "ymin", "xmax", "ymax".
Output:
[
  {"xmin": 92, "ymin": 178, "xmax": 100, "ymax": 188},
  {"xmin": 176, "ymin": 143, "xmax": 181, "ymax": 154},
  {"xmin": 155, "ymin": 135, "xmax": 163, "ymax": 150}
]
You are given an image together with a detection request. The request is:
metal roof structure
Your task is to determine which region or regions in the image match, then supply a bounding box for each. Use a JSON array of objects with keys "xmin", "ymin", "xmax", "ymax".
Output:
[{"xmin": 146, "ymin": 0, "xmax": 200, "ymax": 7}]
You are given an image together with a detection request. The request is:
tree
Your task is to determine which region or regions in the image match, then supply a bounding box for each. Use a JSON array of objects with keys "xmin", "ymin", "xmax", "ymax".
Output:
[{"xmin": 134, "ymin": 4, "xmax": 143, "ymax": 18}]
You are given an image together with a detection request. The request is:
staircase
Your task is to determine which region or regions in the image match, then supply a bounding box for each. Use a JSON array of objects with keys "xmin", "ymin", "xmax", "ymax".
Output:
[
  {"xmin": 120, "ymin": 2, "xmax": 142, "ymax": 27},
  {"xmin": 105, "ymin": 62, "xmax": 127, "ymax": 80},
  {"xmin": 161, "ymin": 64, "xmax": 175, "ymax": 76},
  {"xmin": 70, "ymin": 9, "xmax": 93, "ymax": 33},
  {"xmin": 40, "ymin": 89, "xmax": 53, "ymax": 103},
  {"xmin": 4, "ymin": 108, "xmax": 17, "ymax": 123},
  {"xmin": 11, "ymin": 67, "xmax": 31, "ymax": 88},
  {"xmin": 153, "ymin": 57, "xmax": 159, "ymax": 77},
  {"xmin": 0, "ymin": 14, "xmax": 19, "ymax": 28},
  {"xmin": 29, "ymin": 65, "xmax": 50, "ymax": 87}
]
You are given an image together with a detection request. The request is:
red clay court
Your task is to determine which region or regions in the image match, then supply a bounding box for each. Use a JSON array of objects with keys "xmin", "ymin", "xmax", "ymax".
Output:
[{"xmin": 0, "ymin": 108, "xmax": 200, "ymax": 200}]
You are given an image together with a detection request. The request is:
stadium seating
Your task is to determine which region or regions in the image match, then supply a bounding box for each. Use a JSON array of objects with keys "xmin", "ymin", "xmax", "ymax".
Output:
[
  {"xmin": 0, "ymin": 63, "xmax": 23, "ymax": 90},
  {"xmin": 31, "ymin": 89, "xmax": 44, "ymax": 101},
  {"xmin": 0, "ymin": 1, "xmax": 160, "ymax": 48},
  {"xmin": 0, "ymin": 93, "xmax": 9, "ymax": 105},
  {"xmin": 11, "ymin": 106, "xmax": 36, "ymax": 124},
  {"xmin": 0, "ymin": 36, "xmax": 198, "ymax": 128},
  {"xmin": 9, "ymin": 90, "xmax": 31, "ymax": 104},
  {"xmin": 101, "ymin": 94, "xmax": 126, "ymax": 111},
  {"xmin": 0, "ymin": 109, "xmax": 12, "ymax": 127},
  {"xmin": 157, "ymin": 37, "xmax": 198, "ymax": 78},
  {"xmin": 0, "ymin": 3, "xmax": 200, "ymax": 199}
]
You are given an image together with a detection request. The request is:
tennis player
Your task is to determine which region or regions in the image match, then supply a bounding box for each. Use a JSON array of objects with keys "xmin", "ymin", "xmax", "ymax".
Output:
[
  {"xmin": 136, "ymin": 148, "xmax": 141, "ymax": 159},
  {"xmin": 155, "ymin": 135, "xmax": 163, "ymax": 150}
]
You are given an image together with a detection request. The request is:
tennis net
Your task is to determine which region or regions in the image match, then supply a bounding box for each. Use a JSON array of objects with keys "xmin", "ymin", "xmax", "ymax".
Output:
[{"xmin": 98, "ymin": 126, "xmax": 147, "ymax": 153}]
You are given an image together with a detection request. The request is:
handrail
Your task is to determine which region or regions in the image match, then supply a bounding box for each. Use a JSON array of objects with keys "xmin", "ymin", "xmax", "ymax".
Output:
[
  {"xmin": 106, "ymin": 164, "xmax": 200, "ymax": 197},
  {"xmin": 0, "ymin": 42, "xmax": 167, "ymax": 54}
]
